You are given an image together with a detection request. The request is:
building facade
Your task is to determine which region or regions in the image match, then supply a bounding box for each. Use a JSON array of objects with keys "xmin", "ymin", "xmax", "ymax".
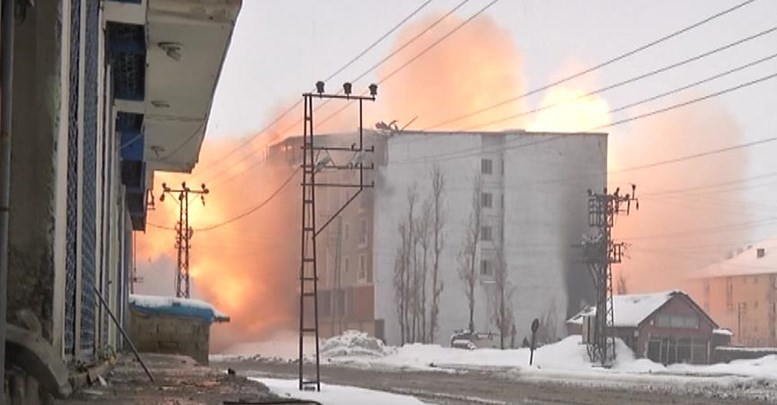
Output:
[
  {"xmin": 686, "ymin": 242, "xmax": 777, "ymax": 347},
  {"xmin": 3, "ymin": 0, "xmax": 239, "ymax": 401},
  {"xmin": 374, "ymin": 130, "xmax": 606, "ymax": 346},
  {"xmin": 270, "ymin": 129, "xmax": 607, "ymax": 345}
]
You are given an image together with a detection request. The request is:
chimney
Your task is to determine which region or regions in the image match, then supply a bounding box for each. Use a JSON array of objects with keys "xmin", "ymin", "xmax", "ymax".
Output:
[{"xmin": 757, "ymin": 248, "xmax": 766, "ymax": 259}]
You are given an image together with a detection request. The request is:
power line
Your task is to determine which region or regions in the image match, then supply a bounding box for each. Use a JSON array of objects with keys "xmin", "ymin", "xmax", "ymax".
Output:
[
  {"xmin": 316, "ymin": 0, "xmax": 501, "ymax": 129},
  {"xmin": 393, "ymin": 70, "xmax": 777, "ymax": 165},
  {"xmin": 621, "ymin": 217, "xmax": 777, "ymax": 241},
  {"xmin": 352, "ymin": 0, "xmax": 472, "ymax": 84},
  {"xmin": 593, "ymin": 71, "xmax": 777, "ymax": 131},
  {"xmin": 199, "ymin": 167, "xmax": 298, "ymax": 232},
  {"xmin": 610, "ymin": 136, "xmax": 777, "ymax": 175},
  {"xmin": 325, "ymin": 0, "xmax": 436, "ymax": 84},
  {"xmin": 423, "ymin": 0, "xmax": 761, "ymax": 130},
  {"xmin": 195, "ymin": 101, "xmax": 301, "ymax": 181},
  {"xmin": 463, "ymin": 30, "xmax": 777, "ymax": 131},
  {"xmin": 197, "ymin": 0, "xmax": 439, "ymax": 181},
  {"xmin": 378, "ymin": 0, "xmax": 500, "ymax": 86}
]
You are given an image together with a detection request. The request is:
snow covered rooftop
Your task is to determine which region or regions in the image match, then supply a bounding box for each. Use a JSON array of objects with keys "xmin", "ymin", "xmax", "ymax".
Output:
[
  {"xmin": 713, "ymin": 328, "xmax": 733, "ymax": 336},
  {"xmin": 567, "ymin": 290, "xmax": 685, "ymax": 328},
  {"xmin": 689, "ymin": 240, "xmax": 777, "ymax": 279},
  {"xmin": 129, "ymin": 294, "xmax": 230, "ymax": 323}
]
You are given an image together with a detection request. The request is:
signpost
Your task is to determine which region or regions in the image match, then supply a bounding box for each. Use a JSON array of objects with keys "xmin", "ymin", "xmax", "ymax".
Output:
[{"xmin": 529, "ymin": 318, "xmax": 539, "ymax": 366}]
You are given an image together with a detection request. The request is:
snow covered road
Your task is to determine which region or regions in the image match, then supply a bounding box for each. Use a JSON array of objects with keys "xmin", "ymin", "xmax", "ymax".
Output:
[{"xmin": 215, "ymin": 359, "xmax": 774, "ymax": 404}]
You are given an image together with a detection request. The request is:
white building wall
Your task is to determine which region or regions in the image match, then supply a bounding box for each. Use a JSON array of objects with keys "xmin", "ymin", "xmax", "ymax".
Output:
[
  {"xmin": 374, "ymin": 131, "xmax": 606, "ymax": 346},
  {"xmin": 502, "ymin": 133, "xmax": 606, "ymax": 343}
]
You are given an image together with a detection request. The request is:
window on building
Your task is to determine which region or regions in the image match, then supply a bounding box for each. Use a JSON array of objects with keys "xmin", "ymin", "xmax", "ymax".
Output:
[
  {"xmin": 344, "ymin": 223, "xmax": 350, "ymax": 241},
  {"xmin": 358, "ymin": 255, "xmax": 366, "ymax": 281},
  {"xmin": 481, "ymin": 158, "xmax": 493, "ymax": 175},
  {"xmin": 481, "ymin": 192, "xmax": 493, "ymax": 208},
  {"xmin": 344, "ymin": 257, "xmax": 350, "ymax": 274},
  {"xmin": 480, "ymin": 259, "xmax": 493, "ymax": 276},
  {"xmin": 481, "ymin": 225, "xmax": 493, "ymax": 242},
  {"xmin": 360, "ymin": 218, "xmax": 367, "ymax": 245}
]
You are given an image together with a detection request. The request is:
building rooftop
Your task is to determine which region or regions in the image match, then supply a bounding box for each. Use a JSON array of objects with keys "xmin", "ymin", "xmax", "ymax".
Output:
[
  {"xmin": 129, "ymin": 294, "xmax": 230, "ymax": 323},
  {"xmin": 689, "ymin": 239, "xmax": 777, "ymax": 279},
  {"xmin": 567, "ymin": 290, "xmax": 686, "ymax": 328}
]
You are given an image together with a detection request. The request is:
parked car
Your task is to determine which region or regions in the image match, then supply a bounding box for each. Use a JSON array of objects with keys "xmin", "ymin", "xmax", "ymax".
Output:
[{"xmin": 449, "ymin": 329, "xmax": 500, "ymax": 349}]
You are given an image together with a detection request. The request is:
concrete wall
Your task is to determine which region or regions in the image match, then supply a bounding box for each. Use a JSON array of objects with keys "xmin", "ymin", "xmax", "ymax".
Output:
[
  {"xmin": 502, "ymin": 132, "xmax": 605, "ymax": 344},
  {"xmin": 129, "ymin": 310, "xmax": 211, "ymax": 365},
  {"xmin": 7, "ymin": 0, "xmax": 130, "ymax": 363},
  {"xmin": 374, "ymin": 132, "xmax": 606, "ymax": 346},
  {"xmin": 7, "ymin": 0, "xmax": 62, "ymax": 344}
]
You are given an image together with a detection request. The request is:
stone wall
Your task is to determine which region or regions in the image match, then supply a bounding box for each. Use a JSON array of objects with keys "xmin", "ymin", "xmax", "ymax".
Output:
[
  {"xmin": 129, "ymin": 309, "xmax": 211, "ymax": 365},
  {"xmin": 7, "ymin": 0, "xmax": 61, "ymax": 344}
]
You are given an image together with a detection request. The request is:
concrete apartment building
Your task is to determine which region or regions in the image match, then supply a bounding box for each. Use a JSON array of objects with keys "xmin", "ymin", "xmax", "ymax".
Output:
[
  {"xmin": 374, "ymin": 130, "xmax": 606, "ymax": 346},
  {"xmin": 270, "ymin": 129, "xmax": 606, "ymax": 346},
  {"xmin": 686, "ymin": 241, "xmax": 777, "ymax": 347},
  {"xmin": 2, "ymin": 0, "xmax": 239, "ymax": 401}
]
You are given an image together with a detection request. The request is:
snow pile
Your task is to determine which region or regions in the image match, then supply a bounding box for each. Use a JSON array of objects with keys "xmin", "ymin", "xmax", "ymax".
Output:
[
  {"xmin": 255, "ymin": 378, "xmax": 427, "ymax": 405},
  {"xmin": 668, "ymin": 355, "xmax": 777, "ymax": 378},
  {"xmin": 129, "ymin": 294, "xmax": 229, "ymax": 323},
  {"xmin": 321, "ymin": 330, "xmax": 395, "ymax": 358}
]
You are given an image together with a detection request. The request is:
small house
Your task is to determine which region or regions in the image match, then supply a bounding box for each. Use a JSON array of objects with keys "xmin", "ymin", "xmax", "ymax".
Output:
[
  {"xmin": 567, "ymin": 290, "xmax": 726, "ymax": 364},
  {"xmin": 129, "ymin": 295, "xmax": 230, "ymax": 365}
]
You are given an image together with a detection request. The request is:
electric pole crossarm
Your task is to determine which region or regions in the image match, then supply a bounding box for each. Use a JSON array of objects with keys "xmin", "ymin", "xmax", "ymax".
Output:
[
  {"xmin": 298, "ymin": 81, "xmax": 377, "ymax": 392},
  {"xmin": 303, "ymin": 92, "xmax": 376, "ymax": 101},
  {"xmin": 306, "ymin": 145, "xmax": 376, "ymax": 152},
  {"xmin": 303, "ymin": 182, "xmax": 375, "ymax": 188}
]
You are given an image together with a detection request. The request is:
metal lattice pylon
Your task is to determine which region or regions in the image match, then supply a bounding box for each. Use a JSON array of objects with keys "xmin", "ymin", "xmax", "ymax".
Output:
[
  {"xmin": 583, "ymin": 186, "xmax": 638, "ymax": 366},
  {"xmin": 297, "ymin": 82, "xmax": 377, "ymax": 391}
]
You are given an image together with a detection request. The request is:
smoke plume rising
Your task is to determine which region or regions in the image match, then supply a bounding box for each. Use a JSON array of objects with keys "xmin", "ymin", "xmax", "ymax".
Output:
[
  {"xmin": 610, "ymin": 98, "xmax": 752, "ymax": 293},
  {"xmin": 375, "ymin": 13, "xmax": 528, "ymax": 131}
]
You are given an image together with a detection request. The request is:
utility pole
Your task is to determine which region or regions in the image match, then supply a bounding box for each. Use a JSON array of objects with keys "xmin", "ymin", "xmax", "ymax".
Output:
[
  {"xmin": 160, "ymin": 182, "xmax": 209, "ymax": 298},
  {"xmin": 298, "ymin": 81, "xmax": 377, "ymax": 391},
  {"xmin": 582, "ymin": 185, "xmax": 638, "ymax": 366}
]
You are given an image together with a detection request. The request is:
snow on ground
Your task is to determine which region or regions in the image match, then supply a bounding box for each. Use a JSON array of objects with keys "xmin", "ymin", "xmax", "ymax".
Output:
[
  {"xmin": 254, "ymin": 378, "xmax": 427, "ymax": 405},
  {"xmin": 216, "ymin": 330, "xmax": 777, "ymax": 390},
  {"xmin": 320, "ymin": 330, "xmax": 395, "ymax": 358}
]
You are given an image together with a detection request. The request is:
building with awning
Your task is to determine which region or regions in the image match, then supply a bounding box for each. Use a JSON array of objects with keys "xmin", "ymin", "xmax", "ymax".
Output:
[{"xmin": 2, "ymin": 0, "xmax": 241, "ymax": 401}]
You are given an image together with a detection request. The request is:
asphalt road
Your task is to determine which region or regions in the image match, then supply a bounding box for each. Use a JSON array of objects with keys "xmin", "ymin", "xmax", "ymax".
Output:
[{"xmin": 212, "ymin": 358, "xmax": 776, "ymax": 405}]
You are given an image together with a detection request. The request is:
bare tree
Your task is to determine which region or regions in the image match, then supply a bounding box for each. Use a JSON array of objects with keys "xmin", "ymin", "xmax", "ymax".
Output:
[
  {"xmin": 429, "ymin": 165, "xmax": 446, "ymax": 343},
  {"xmin": 458, "ymin": 174, "xmax": 482, "ymax": 333},
  {"xmin": 393, "ymin": 223, "xmax": 409, "ymax": 345},
  {"xmin": 490, "ymin": 244, "xmax": 514, "ymax": 349},
  {"xmin": 404, "ymin": 185, "xmax": 418, "ymax": 343},
  {"xmin": 416, "ymin": 199, "xmax": 433, "ymax": 343}
]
